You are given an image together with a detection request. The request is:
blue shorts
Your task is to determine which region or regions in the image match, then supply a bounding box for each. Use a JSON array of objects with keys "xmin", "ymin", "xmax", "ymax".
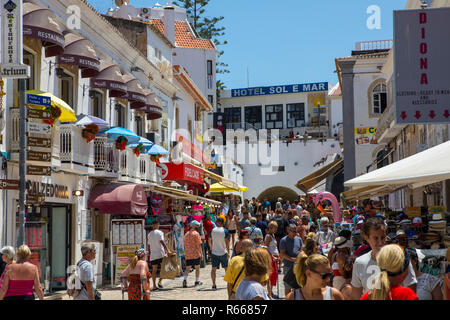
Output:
[{"xmin": 211, "ymin": 254, "xmax": 228, "ymax": 269}]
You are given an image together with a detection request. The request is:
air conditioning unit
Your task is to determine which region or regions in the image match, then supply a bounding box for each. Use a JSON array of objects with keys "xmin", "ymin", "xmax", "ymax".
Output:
[{"xmin": 146, "ymin": 132, "xmax": 161, "ymax": 145}]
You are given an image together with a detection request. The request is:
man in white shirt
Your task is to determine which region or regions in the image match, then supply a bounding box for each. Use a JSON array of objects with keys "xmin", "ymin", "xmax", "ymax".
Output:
[
  {"xmin": 74, "ymin": 243, "xmax": 97, "ymax": 300},
  {"xmin": 148, "ymin": 218, "xmax": 171, "ymax": 291},
  {"xmin": 210, "ymin": 217, "xmax": 230, "ymax": 290},
  {"xmin": 350, "ymin": 217, "xmax": 417, "ymax": 299},
  {"xmin": 317, "ymin": 217, "xmax": 337, "ymax": 246}
]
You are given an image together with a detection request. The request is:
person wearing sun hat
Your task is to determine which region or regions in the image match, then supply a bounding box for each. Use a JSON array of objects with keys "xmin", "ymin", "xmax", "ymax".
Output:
[{"xmin": 330, "ymin": 236, "xmax": 353, "ymax": 291}]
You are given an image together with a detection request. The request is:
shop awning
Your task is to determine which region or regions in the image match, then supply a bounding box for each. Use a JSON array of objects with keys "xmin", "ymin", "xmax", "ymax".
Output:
[
  {"xmin": 57, "ymin": 33, "xmax": 100, "ymax": 78},
  {"xmin": 23, "ymin": 2, "xmax": 65, "ymax": 57},
  {"xmin": 26, "ymin": 90, "xmax": 77, "ymax": 123},
  {"xmin": 162, "ymin": 162, "xmax": 205, "ymax": 185},
  {"xmin": 195, "ymin": 165, "xmax": 241, "ymax": 191},
  {"xmin": 138, "ymin": 89, "xmax": 163, "ymax": 120},
  {"xmin": 88, "ymin": 183, "xmax": 147, "ymax": 216},
  {"xmin": 296, "ymin": 158, "xmax": 344, "ymax": 193},
  {"xmin": 209, "ymin": 182, "xmax": 245, "ymax": 193},
  {"xmin": 90, "ymin": 61, "xmax": 127, "ymax": 97},
  {"xmin": 341, "ymin": 185, "xmax": 400, "ymax": 201},
  {"xmin": 196, "ymin": 196, "xmax": 222, "ymax": 206},
  {"xmin": 150, "ymin": 185, "xmax": 198, "ymax": 201},
  {"xmin": 344, "ymin": 140, "xmax": 450, "ymax": 189},
  {"xmin": 122, "ymin": 74, "xmax": 147, "ymax": 109}
]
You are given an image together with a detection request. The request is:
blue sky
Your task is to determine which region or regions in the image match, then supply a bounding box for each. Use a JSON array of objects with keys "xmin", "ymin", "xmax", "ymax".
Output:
[{"xmin": 89, "ymin": 0, "xmax": 407, "ymax": 89}]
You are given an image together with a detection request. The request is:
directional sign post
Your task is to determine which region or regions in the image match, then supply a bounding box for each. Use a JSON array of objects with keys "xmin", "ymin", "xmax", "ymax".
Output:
[
  {"xmin": 0, "ymin": 179, "xmax": 20, "ymax": 190},
  {"xmin": 27, "ymin": 165, "xmax": 51, "ymax": 176},
  {"xmin": 28, "ymin": 137, "xmax": 52, "ymax": 148},
  {"xmin": 27, "ymin": 122, "xmax": 52, "ymax": 135},
  {"xmin": 26, "ymin": 94, "xmax": 51, "ymax": 107},
  {"xmin": 27, "ymin": 108, "xmax": 51, "ymax": 120},
  {"xmin": 27, "ymin": 150, "xmax": 51, "ymax": 162}
]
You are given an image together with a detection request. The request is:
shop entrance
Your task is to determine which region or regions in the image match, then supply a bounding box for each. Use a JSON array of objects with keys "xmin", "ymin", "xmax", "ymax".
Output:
[{"xmin": 49, "ymin": 206, "xmax": 71, "ymax": 290}]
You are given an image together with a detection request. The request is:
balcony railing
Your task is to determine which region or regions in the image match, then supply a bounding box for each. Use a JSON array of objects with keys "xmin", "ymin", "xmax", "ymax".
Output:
[
  {"xmin": 119, "ymin": 148, "xmax": 142, "ymax": 182},
  {"xmin": 355, "ymin": 40, "xmax": 393, "ymax": 51},
  {"xmin": 93, "ymin": 137, "xmax": 119, "ymax": 178},
  {"xmin": 60, "ymin": 124, "xmax": 94, "ymax": 175}
]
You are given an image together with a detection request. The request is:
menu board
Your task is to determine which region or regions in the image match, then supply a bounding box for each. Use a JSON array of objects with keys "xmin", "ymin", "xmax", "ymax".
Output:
[
  {"xmin": 127, "ymin": 223, "xmax": 135, "ymax": 245},
  {"xmin": 135, "ymin": 223, "xmax": 142, "ymax": 244},
  {"xmin": 119, "ymin": 223, "xmax": 128, "ymax": 245},
  {"xmin": 112, "ymin": 221, "xmax": 120, "ymax": 245},
  {"xmin": 111, "ymin": 219, "xmax": 145, "ymax": 246},
  {"xmin": 115, "ymin": 245, "xmax": 140, "ymax": 283}
]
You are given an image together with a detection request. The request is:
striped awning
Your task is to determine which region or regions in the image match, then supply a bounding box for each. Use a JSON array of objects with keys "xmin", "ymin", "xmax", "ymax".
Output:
[{"xmin": 296, "ymin": 158, "xmax": 344, "ymax": 193}]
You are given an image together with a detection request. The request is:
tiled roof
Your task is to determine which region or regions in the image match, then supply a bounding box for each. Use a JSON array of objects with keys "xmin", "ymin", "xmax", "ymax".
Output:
[
  {"xmin": 149, "ymin": 19, "xmax": 215, "ymax": 50},
  {"xmin": 329, "ymin": 83, "xmax": 341, "ymax": 96}
]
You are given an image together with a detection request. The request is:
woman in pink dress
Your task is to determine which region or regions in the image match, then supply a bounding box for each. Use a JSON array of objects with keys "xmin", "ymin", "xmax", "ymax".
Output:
[{"xmin": 0, "ymin": 245, "xmax": 44, "ymax": 300}]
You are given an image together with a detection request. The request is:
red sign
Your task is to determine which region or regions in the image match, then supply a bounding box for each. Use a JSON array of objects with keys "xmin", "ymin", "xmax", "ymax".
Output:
[
  {"xmin": 161, "ymin": 162, "xmax": 204, "ymax": 185},
  {"xmin": 176, "ymin": 133, "xmax": 208, "ymax": 164}
]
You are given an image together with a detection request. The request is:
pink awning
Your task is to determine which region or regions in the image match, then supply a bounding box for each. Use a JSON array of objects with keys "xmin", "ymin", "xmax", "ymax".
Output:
[{"xmin": 88, "ymin": 183, "xmax": 147, "ymax": 216}]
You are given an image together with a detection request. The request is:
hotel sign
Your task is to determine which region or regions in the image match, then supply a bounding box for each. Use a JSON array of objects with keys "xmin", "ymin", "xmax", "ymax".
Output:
[
  {"xmin": 1, "ymin": 0, "xmax": 30, "ymax": 78},
  {"xmin": 394, "ymin": 8, "xmax": 450, "ymax": 124},
  {"xmin": 231, "ymin": 82, "xmax": 328, "ymax": 98}
]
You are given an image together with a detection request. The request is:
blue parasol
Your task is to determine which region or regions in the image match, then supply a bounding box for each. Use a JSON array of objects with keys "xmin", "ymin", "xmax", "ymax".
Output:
[
  {"xmin": 98, "ymin": 126, "xmax": 140, "ymax": 144},
  {"xmin": 129, "ymin": 136, "xmax": 154, "ymax": 152},
  {"xmin": 147, "ymin": 143, "xmax": 170, "ymax": 155}
]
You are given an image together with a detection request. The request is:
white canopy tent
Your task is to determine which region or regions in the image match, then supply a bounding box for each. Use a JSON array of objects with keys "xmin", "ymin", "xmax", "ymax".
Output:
[{"xmin": 345, "ymin": 140, "xmax": 450, "ymax": 190}]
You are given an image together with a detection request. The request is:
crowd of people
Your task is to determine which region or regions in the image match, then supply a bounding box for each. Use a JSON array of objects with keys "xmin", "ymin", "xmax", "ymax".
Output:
[
  {"xmin": 118, "ymin": 195, "xmax": 450, "ymax": 301},
  {"xmin": 1, "ymin": 196, "xmax": 449, "ymax": 301}
]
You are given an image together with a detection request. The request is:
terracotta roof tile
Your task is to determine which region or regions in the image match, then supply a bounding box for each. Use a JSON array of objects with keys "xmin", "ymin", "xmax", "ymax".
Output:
[{"xmin": 149, "ymin": 19, "xmax": 215, "ymax": 50}]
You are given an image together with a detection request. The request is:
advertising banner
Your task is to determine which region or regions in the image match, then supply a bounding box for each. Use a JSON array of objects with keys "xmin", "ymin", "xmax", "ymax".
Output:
[
  {"xmin": 394, "ymin": 8, "xmax": 450, "ymax": 124},
  {"xmin": 354, "ymin": 127, "xmax": 378, "ymax": 145},
  {"xmin": 115, "ymin": 245, "xmax": 140, "ymax": 283}
]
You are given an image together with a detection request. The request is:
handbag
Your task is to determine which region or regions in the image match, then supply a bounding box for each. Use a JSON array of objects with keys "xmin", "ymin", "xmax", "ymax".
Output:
[{"xmin": 94, "ymin": 289, "xmax": 102, "ymax": 300}]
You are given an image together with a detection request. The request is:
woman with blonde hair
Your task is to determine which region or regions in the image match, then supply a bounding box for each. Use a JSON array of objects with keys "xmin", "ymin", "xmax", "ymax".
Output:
[
  {"xmin": 121, "ymin": 248, "xmax": 151, "ymax": 300},
  {"xmin": 236, "ymin": 247, "xmax": 271, "ymax": 300},
  {"xmin": 303, "ymin": 233, "xmax": 320, "ymax": 256},
  {"xmin": 361, "ymin": 244, "xmax": 418, "ymax": 300},
  {"xmin": 0, "ymin": 245, "xmax": 43, "ymax": 300},
  {"xmin": 286, "ymin": 253, "xmax": 343, "ymax": 300}
]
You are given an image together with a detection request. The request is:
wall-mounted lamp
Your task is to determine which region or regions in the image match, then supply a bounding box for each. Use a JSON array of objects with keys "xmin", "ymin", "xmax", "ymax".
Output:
[{"xmin": 73, "ymin": 190, "xmax": 84, "ymax": 197}]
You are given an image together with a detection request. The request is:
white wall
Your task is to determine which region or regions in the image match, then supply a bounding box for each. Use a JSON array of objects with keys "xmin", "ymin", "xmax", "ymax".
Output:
[
  {"xmin": 352, "ymin": 61, "xmax": 388, "ymax": 176},
  {"xmin": 173, "ymin": 48, "xmax": 216, "ymax": 106},
  {"xmin": 214, "ymin": 139, "xmax": 342, "ymax": 199}
]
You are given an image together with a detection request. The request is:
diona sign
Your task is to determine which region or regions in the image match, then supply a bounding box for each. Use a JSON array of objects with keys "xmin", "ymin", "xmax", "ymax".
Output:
[{"xmin": 311, "ymin": 191, "xmax": 342, "ymax": 223}]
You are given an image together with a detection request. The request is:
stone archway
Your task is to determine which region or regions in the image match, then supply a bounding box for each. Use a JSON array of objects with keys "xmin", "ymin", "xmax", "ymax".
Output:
[{"xmin": 257, "ymin": 186, "xmax": 299, "ymax": 207}]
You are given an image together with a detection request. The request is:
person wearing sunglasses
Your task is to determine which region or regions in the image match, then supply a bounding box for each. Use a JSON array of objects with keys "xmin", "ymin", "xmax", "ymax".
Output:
[{"xmin": 286, "ymin": 253, "xmax": 344, "ymax": 300}]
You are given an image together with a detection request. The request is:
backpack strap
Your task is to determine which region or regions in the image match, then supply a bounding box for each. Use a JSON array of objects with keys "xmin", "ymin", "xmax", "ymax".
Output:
[{"xmin": 232, "ymin": 266, "xmax": 245, "ymax": 292}]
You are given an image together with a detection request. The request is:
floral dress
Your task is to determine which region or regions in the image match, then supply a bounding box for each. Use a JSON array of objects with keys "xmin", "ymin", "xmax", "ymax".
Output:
[{"xmin": 127, "ymin": 272, "xmax": 151, "ymax": 300}]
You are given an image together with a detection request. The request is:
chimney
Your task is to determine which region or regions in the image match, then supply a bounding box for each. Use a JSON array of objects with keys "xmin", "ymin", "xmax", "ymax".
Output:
[{"xmin": 163, "ymin": 5, "xmax": 175, "ymax": 46}]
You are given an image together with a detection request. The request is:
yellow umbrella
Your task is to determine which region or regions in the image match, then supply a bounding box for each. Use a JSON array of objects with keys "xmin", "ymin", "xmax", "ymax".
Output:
[
  {"xmin": 209, "ymin": 183, "xmax": 248, "ymax": 193},
  {"xmin": 26, "ymin": 90, "xmax": 77, "ymax": 123}
]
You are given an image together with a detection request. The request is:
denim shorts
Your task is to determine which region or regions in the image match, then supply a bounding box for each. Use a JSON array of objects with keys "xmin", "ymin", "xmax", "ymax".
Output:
[{"xmin": 211, "ymin": 253, "xmax": 228, "ymax": 269}]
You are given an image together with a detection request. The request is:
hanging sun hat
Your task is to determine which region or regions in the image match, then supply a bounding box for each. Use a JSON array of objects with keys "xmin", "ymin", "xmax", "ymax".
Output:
[{"xmin": 412, "ymin": 217, "xmax": 424, "ymax": 227}]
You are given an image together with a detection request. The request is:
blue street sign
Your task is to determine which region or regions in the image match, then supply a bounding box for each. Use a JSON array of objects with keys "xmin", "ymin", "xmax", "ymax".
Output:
[
  {"xmin": 26, "ymin": 94, "xmax": 51, "ymax": 107},
  {"xmin": 231, "ymin": 82, "xmax": 328, "ymax": 98}
]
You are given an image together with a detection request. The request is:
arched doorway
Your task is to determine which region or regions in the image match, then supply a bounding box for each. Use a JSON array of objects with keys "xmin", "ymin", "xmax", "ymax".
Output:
[{"xmin": 257, "ymin": 186, "xmax": 299, "ymax": 208}]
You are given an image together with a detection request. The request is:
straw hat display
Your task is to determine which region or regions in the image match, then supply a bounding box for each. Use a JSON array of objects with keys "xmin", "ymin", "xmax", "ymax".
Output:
[{"xmin": 428, "ymin": 213, "xmax": 446, "ymax": 232}]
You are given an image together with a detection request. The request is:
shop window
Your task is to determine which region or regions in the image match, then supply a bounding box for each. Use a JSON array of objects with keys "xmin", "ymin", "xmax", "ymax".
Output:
[
  {"xmin": 59, "ymin": 70, "xmax": 75, "ymax": 114},
  {"xmin": 224, "ymin": 107, "xmax": 242, "ymax": 129},
  {"xmin": 244, "ymin": 106, "xmax": 262, "ymax": 130},
  {"xmin": 287, "ymin": 103, "xmax": 305, "ymax": 128},
  {"xmin": 90, "ymin": 91, "xmax": 104, "ymax": 120},
  {"xmin": 135, "ymin": 115, "xmax": 144, "ymax": 137},
  {"xmin": 265, "ymin": 104, "xmax": 283, "ymax": 129},
  {"xmin": 372, "ymin": 83, "xmax": 387, "ymax": 114},
  {"xmin": 115, "ymin": 104, "xmax": 126, "ymax": 128},
  {"xmin": 23, "ymin": 50, "xmax": 35, "ymax": 90}
]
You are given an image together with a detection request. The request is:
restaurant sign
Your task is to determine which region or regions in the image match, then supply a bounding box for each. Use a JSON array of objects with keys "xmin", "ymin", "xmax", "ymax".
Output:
[{"xmin": 1, "ymin": 0, "xmax": 30, "ymax": 78}]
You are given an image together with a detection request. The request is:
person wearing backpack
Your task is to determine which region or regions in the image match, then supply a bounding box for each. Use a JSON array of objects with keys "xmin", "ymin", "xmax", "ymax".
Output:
[{"xmin": 72, "ymin": 243, "xmax": 99, "ymax": 300}]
